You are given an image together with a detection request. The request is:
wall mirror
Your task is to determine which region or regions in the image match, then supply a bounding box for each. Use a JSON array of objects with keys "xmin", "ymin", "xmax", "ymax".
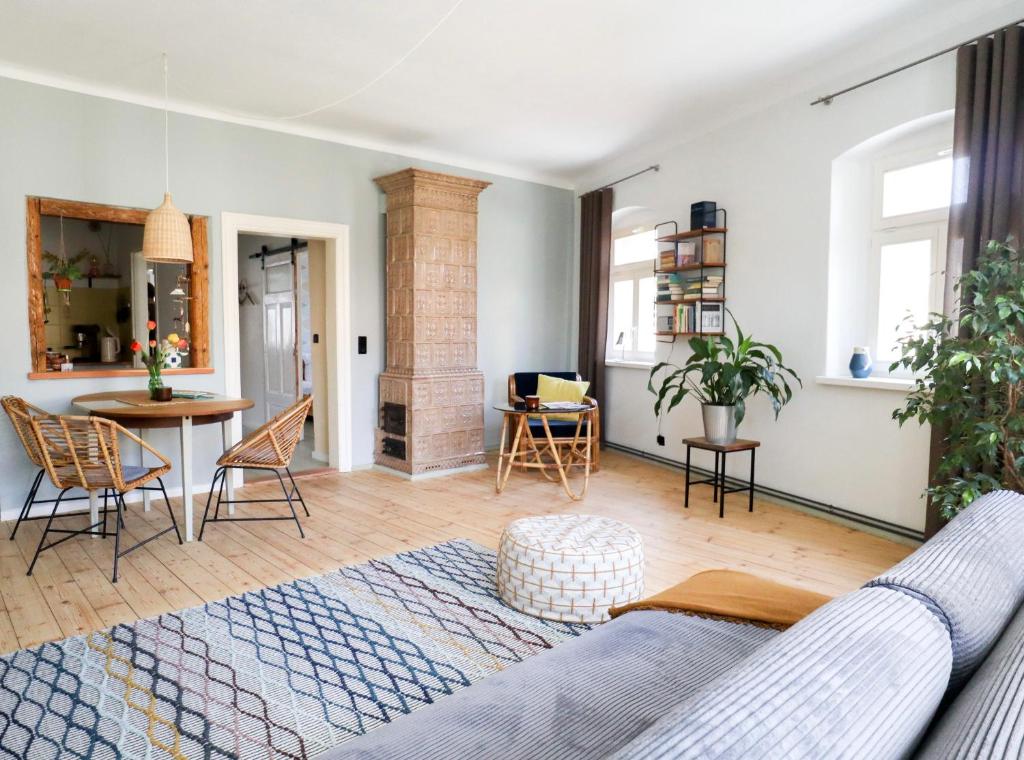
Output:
[{"xmin": 26, "ymin": 197, "xmax": 209, "ymax": 378}]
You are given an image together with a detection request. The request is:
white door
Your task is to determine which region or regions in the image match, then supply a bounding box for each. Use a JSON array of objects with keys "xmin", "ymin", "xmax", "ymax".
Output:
[{"xmin": 263, "ymin": 257, "xmax": 298, "ymax": 419}]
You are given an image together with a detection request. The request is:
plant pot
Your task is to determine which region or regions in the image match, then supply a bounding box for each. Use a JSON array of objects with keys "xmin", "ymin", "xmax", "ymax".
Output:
[
  {"xmin": 702, "ymin": 404, "xmax": 737, "ymax": 444},
  {"xmin": 53, "ymin": 275, "xmax": 72, "ymax": 291},
  {"xmin": 150, "ymin": 386, "xmax": 172, "ymax": 402}
]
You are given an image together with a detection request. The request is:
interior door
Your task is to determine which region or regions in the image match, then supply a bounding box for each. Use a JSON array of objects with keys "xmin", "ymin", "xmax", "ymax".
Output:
[{"xmin": 263, "ymin": 256, "xmax": 298, "ymax": 420}]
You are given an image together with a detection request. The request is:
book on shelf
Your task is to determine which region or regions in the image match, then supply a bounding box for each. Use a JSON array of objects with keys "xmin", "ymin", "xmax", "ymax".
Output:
[{"xmin": 703, "ymin": 238, "xmax": 724, "ymax": 264}]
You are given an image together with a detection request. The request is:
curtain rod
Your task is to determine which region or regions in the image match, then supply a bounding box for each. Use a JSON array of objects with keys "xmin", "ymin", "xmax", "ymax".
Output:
[
  {"xmin": 811, "ymin": 17, "xmax": 1024, "ymax": 106},
  {"xmin": 580, "ymin": 164, "xmax": 659, "ymax": 197}
]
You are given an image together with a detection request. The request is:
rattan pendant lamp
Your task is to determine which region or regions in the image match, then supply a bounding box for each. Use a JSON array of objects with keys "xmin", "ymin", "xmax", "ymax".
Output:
[{"xmin": 142, "ymin": 53, "xmax": 193, "ymax": 264}]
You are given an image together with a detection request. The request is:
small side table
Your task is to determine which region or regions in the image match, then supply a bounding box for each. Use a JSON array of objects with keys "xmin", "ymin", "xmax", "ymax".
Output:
[{"xmin": 683, "ymin": 437, "xmax": 760, "ymax": 518}]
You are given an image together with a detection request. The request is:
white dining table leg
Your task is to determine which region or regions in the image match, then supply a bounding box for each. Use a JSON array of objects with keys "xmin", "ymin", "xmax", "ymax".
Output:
[
  {"xmin": 180, "ymin": 416, "xmax": 194, "ymax": 541},
  {"xmin": 89, "ymin": 491, "xmax": 100, "ymax": 536},
  {"xmin": 221, "ymin": 418, "xmax": 236, "ymax": 515},
  {"xmin": 139, "ymin": 428, "xmax": 152, "ymax": 512}
]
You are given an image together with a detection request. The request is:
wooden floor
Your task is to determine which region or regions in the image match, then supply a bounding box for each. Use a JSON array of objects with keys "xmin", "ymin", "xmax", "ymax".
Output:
[{"xmin": 0, "ymin": 450, "xmax": 912, "ymax": 653}]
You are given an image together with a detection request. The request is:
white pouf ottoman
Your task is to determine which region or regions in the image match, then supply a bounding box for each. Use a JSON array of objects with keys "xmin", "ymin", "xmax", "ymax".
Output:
[{"xmin": 497, "ymin": 514, "xmax": 644, "ymax": 623}]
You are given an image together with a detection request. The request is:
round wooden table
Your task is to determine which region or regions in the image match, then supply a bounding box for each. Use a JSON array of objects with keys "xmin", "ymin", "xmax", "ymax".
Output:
[{"xmin": 72, "ymin": 391, "xmax": 254, "ymax": 541}]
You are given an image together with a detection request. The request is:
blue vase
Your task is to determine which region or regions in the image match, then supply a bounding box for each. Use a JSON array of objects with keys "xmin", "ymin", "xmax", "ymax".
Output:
[{"xmin": 849, "ymin": 347, "xmax": 872, "ymax": 378}]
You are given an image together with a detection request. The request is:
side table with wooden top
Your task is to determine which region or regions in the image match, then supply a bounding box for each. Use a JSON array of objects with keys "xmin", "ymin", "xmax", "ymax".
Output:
[{"xmin": 683, "ymin": 436, "xmax": 760, "ymax": 518}]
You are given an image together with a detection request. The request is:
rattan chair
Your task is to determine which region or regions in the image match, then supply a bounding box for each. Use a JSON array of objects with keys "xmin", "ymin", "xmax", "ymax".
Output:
[
  {"xmin": 199, "ymin": 396, "xmax": 314, "ymax": 539},
  {"xmin": 1, "ymin": 396, "xmax": 121, "ymax": 540},
  {"xmin": 27, "ymin": 415, "xmax": 181, "ymax": 583}
]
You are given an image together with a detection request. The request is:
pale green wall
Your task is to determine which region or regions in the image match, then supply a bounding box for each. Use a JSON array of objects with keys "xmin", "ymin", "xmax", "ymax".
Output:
[{"xmin": 0, "ymin": 76, "xmax": 576, "ymax": 516}]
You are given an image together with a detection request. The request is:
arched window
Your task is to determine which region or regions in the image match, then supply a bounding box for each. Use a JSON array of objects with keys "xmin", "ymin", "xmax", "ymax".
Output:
[{"xmin": 826, "ymin": 113, "xmax": 953, "ymax": 378}]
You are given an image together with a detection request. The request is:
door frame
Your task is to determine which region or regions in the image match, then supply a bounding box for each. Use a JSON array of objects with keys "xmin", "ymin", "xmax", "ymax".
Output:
[{"xmin": 221, "ymin": 213, "xmax": 352, "ymax": 484}]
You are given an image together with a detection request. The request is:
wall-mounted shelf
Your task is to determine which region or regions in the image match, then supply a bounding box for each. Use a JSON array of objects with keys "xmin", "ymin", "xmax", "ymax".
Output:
[
  {"xmin": 654, "ymin": 211, "xmax": 728, "ymax": 341},
  {"xmin": 656, "ymin": 226, "xmax": 727, "ymax": 242}
]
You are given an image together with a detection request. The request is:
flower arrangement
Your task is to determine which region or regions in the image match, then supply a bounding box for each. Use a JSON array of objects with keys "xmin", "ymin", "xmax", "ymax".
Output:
[{"xmin": 131, "ymin": 321, "xmax": 190, "ymax": 399}]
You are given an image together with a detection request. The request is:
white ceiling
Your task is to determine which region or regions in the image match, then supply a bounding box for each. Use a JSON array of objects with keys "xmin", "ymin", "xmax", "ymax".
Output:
[{"xmin": 0, "ymin": 0, "xmax": 1020, "ymax": 187}]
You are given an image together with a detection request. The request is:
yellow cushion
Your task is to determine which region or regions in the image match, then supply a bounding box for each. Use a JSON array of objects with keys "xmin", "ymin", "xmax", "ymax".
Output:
[{"xmin": 535, "ymin": 374, "xmax": 590, "ymax": 421}]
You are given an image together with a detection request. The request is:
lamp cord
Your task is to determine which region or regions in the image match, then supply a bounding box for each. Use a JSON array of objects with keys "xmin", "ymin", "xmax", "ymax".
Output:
[{"xmin": 162, "ymin": 52, "xmax": 169, "ymax": 194}]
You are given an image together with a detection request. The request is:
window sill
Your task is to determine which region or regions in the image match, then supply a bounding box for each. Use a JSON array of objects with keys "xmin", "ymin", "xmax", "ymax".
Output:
[
  {"xmin": 28, "ymin": 367, "xmax": 214, "ymax": 381},
  {"xmin": 606, "ymin": 359, "xmax": 655, "ymax": 371},
  {"xmin": 815, "ymin": 375, "xmax": 914, "ymax": 392}
]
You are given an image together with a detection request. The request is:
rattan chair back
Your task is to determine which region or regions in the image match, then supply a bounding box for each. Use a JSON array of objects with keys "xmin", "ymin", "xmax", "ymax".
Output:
[
  {"xmin": 2, "ymin": 396, "xmax": 49, "ymax": 468},
  {"xmin": 30, "ymin": 415, "xmax": 170, "ymax": 492},
  {"xmin": 219, "ymin": 396, "xmax": 313, "ymax": 469}
]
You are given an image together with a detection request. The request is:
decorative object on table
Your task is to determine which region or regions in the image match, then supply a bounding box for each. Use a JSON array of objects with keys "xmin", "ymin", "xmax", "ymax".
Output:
[
  {"xmin": 42, "ymin": 216, "xmax": 87, "ymax": 306},
  {"xmin": 849, "ymin": 346, "xmax": 873, "ymax": 378},
  {"xmin": 142, "ymin": 53, "xmax": 193, "ymax": 264},
  {"xmin": 690, "ymin": 200, "xmax": 718, "ymax": 230},
  {"xmin": 130, "ymin": 322, "xmax": 190, "ymax": 399},
  {"xmin": 27, "ymin": 414, "xmax": 181, "ymax": 583},
  {"xmin": 497, "ymin": 514, "xmax": 644, "ymax": 623},
  {"xmin": 0, "ymin": 539, "xmax": 587, "ymax": 759},
  {"xmin": 525, "ymin": 394, "xmax": 541, "ymax": 411},
  {"xmin": 683, "ymin": 436, "xmax": 760, "ymax": 518},
  {"xmin": 87, "ymin": 254, "xmax": 101, "ymax": 278},
  {"xmin": 199, "ymin": 396, "xmax": 315, "ymax": 539},
  {"xmin": 891, "ymin": 239, "xmax": 1024, "ymax": 519},
  {"xmin": 649, "ymin": 311, "xmax": 801, "ymax": 444},
  {"xmin": 508, "ymin": 371, "xmax": 601, "ymax": 470}
]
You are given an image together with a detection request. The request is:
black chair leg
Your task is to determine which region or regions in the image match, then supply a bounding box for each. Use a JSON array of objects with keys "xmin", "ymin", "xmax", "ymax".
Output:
[
  {"xmin": 10, "ymin": 469, "xmax": 45, "ymax": 541},
  {"xmin": 157, "ymin": 478, "xmax": 183, "ymax": 545},
  {"xmin": 112, "ymin": 493, "xmax": 125, "ymax": 583},
  {"xmin": 27, "ymin": 488, "xmax": 70, "ymax": 576},
  {"xmin": 198, "ymin": 467, "xmax": 225, "ymax": 541},
  {"xmin": 285, "ymin": 468, "xmax": 310, "ymax": 517},
  {"xmin": 213, "ymin": 468, "xmax": 228, "ymax": 521},
  {"xmin": 276, "ymin": 470, "xmax": 305, "ymax": 539}
]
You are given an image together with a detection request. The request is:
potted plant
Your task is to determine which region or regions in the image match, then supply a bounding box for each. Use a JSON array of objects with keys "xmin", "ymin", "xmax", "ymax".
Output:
[
  {"xmin": 131, "ymin": 321, "xmax": 190, "ymax": 401},
  {"xmin": 42, "ymin": 248, "xmax": 88, "ymax": 304},
  {"xmin": 648, "ymin": 313, "xmax": 801, "ymax": 444},
  {"xmin": 891, "ymin": 239, "xmax": 1024, "ymax": 519}
]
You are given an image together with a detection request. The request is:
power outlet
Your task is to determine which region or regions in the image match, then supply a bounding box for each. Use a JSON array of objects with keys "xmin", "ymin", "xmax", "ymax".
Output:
[{"xmin": 656, "ymin": 434, "xmax": 665, "ymax": 446}]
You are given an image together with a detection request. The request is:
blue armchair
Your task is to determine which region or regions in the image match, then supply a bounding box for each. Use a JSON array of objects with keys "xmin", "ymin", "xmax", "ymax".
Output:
[{"xmin": 507, "ymin": 371, "xmax": 601, "ymax": 470}]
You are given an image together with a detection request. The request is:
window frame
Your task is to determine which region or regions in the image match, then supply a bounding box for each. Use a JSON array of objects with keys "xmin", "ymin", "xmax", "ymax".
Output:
[
  {"xmin": 867, "ymin": 144, "xmax": 951, "ymax": 375},
  {"xmin": 606, "ymin": 229, "xmax": 657, "ymax": 364}
]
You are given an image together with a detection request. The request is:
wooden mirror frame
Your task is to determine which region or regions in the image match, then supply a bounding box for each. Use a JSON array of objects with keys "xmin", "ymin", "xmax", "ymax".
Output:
[{"xmin": 25, "ymin": 196, "xmax": 211, "ymax": 379}]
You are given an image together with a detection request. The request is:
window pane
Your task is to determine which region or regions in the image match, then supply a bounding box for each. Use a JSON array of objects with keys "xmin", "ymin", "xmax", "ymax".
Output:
[
  {"xmin": 876, "ymin": 239, "xmax": 932, "ymax": 360},
  {"xmin": 610, "ymin": 279, "xmax": 634, "ymax": 353},
  {"xmin": 614, "ymin": 230, "xmax": 657, "ymax": 266},
  {"xmin": 637, "ymin": 276, "xmax": 656, "ymax": 353},
  {"xmin": 882, "ymin": 157, "xmax": 952, "ymax": 217}
]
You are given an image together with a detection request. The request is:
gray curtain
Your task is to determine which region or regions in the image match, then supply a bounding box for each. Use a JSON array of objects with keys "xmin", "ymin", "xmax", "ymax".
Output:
[
  {"xmin": 926, "ymin": 23, "xmax": 1024, "ymax": 538},
  {"xmin": 577, "ymin": 187, "xmax": 613, "ymax": 438}
]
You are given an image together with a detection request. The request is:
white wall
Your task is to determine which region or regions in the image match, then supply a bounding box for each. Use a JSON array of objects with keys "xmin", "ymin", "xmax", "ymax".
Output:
[
  {"xmin": 576, "ymin": 54, "xmax": 967, "ymax": 533},
  {"xmin": 0, "ymin": 76, "xmax": 574, "ymax": 518}
]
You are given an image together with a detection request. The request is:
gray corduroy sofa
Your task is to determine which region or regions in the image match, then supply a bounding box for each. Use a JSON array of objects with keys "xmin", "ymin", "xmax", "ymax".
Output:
[{"xmin": 327, "ymin": 490, "xmax": 1024, "ymax": 759}]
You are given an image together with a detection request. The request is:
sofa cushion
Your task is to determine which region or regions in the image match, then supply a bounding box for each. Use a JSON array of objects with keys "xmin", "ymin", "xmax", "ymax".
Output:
[
  {"xmin": 323, "ymin": 610, "xmax": 777, "ymax": 760},
  {"xmin": 916, "ymin": 599, "xmax": 1024, "ymax": 758},
  {"xmin": 612, "ymin": 587, "xmax": 952, "ymax": 760},
  {"xmin": 865, "ymin": 490, "xmax": 1024, "ymax": 691}
]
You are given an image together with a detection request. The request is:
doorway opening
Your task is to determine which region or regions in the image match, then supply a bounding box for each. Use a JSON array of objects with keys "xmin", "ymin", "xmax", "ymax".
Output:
[
  {"xmin": 220, "ymin": 213, "xmax": 352, "ymax": 491},
  {"xmin": 238, "ymin": 234, "xmax": 327, "ymax": 480}
]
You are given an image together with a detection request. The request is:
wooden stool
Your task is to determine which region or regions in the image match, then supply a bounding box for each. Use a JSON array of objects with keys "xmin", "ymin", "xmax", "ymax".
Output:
[{"xmin": 683, "ymin": 437, "xmax": 760, "ymax": 518}]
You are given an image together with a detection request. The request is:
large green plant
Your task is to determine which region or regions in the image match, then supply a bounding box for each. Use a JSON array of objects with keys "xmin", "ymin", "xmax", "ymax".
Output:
[
  {"xmin": 891, "ymin": 239, "xmax": 1024, "ymax": 518},
  {"xmin": 648, "ymin": 313, "xmax": 801, "ymax": 424}
]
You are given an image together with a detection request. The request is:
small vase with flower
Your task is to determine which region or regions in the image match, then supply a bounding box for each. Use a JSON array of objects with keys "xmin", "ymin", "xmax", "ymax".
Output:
[{"xmin": 131, "ymin": 321, "xmax": 189, "ymax": 401}]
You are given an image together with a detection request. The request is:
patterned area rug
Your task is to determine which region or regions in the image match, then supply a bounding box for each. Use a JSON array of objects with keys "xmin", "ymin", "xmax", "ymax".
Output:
[{"xmin": 0, "ymin": 539, "xmax": 589, "ymax": 759}]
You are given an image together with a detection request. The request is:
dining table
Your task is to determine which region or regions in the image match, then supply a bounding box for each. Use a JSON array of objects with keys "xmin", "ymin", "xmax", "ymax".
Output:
[{"xmin": 71, "ymin": 390, "xmax": 254, "ymax": 541}]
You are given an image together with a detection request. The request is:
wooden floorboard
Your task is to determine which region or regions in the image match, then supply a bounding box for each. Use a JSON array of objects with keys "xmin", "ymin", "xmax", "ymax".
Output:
[{"xmin": 0, "ymin": 449, "xmax": 912, "ymax": 652}]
